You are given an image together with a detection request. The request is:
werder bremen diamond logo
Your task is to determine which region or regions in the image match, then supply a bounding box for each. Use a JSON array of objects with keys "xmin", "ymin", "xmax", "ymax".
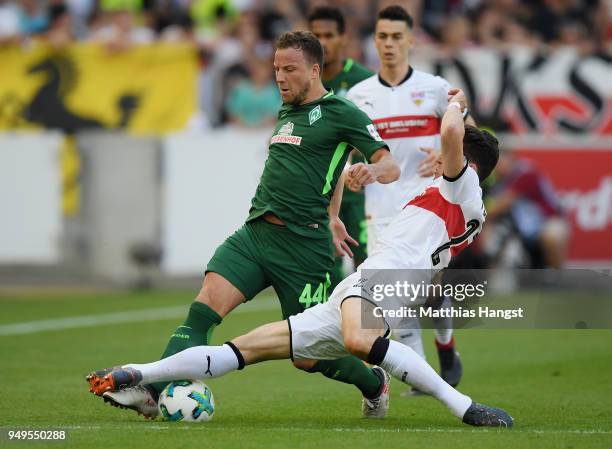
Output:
[
  {"xmin": 309, "ymin": 105, "xmax": 322, "ymax": 125},
  {"xmin": 271, "ymin": 121, "xmax": 302, "ymax": 145}
]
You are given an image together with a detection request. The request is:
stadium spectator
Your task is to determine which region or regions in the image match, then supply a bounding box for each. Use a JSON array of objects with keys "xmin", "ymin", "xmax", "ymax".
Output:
[
  {"xmin": 18, "ymin": 0, "xmax": 49, "ymax": 35},
  {"xmin": 44, "ymin": 1, "xmax": 75, "ymax": 47},
  {"xmin": 0, "ymin": 0, "xmax": 20, "ymax": 44},
  {"xmin": 484, "ymin": 150, "xmax": 570, "ymax": 268},
  {"xmin": 0, "ymin": 0, "xmax": 609, "ymax": 124},
  {"xmin": 225, "ymin": 56, "xmax": 280, "ymax": 128}
]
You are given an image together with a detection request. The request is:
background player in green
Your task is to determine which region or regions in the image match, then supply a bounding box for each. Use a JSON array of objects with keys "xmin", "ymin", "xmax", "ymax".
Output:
[
  {"xmin": 309, "ymin": 6, "xmax": 374, "ymax": 289},
  {"xmin": 98, "ymin": 31, "xmax": 400, "ymax": 419}
]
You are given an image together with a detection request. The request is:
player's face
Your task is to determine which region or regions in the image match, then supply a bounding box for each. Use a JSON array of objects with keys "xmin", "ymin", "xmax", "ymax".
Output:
[
  {"xmin": 310, "ymin": 20, "xmax": 345, "ymax": 67},
  {"xmin": 274, "ymin": 47, "xmax": 318, "ymax": 105},
  {"xmin": 374, "ymin": 19, "xmax": 414, "ymax": 68}
]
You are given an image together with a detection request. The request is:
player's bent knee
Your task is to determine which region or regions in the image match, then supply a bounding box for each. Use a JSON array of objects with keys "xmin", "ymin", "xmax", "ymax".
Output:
[{"xmin": 343, "ymin": 332, "xmax": 374, "ymax": 360}]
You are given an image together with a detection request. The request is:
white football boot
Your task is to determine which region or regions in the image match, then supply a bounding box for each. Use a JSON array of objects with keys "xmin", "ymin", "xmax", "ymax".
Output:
[
  {"xmin": 102, "ymin": 386, "xmax": 159, "ymax": 419},
  {"xmin": 362, "ymin": 366, "xmax": 390, "ymax": 418}
]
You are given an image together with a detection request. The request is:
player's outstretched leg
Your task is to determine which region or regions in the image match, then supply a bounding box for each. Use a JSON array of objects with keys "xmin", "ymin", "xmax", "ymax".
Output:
[
  {"xmin": 147, "ymin": 272, "xmax": 244, "ymax": 396},
  {"xmin": 87, "ymin": 342, "xmax": 247, "ymax": 396},
  {"xmin": 373, "ymin": 339, "xmax": 513, "ymax": 427},
  {"xmin": 87, "ymin": 320, "xmax": 290, "ymax": 396},
  {"xmin": 341, "ymin": 297, "xmax": 513, "ymax": 428}
]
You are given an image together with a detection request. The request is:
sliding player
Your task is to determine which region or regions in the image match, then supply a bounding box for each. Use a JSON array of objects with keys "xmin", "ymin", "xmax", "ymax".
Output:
[{"xmin": 87, "ymin": 89, "xmax": 512, "ymax": 428}]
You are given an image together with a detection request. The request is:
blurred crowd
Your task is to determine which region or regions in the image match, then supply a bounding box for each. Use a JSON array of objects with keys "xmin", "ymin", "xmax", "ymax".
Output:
[
  {"xmin": 0, "ymin": 0, "xmax": 600, "ymax": 269},
  {"xmin": 1, "ymin": 0, "xmax": 610, "ymax": 126},
  {"xmin": 0, "ymin": 0, "xmax": 610, "ymax": 49}
]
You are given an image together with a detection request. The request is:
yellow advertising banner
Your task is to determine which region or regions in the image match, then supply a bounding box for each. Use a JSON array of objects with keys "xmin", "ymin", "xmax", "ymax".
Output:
[{"xmin": 0, "ymin": 43, "xmax": 198, "ymax": 133}]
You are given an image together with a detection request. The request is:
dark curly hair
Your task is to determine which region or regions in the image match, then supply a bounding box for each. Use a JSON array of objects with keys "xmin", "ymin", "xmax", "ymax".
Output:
[
  {"xmin": 462, "ymin": 125, "xmax": 500, "ymax": 183},
  {"xmin": 308, "ymin": 7, "xmax": 345, "ymax": 34}
]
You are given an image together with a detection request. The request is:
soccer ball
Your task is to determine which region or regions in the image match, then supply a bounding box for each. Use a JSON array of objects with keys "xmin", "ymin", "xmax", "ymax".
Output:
[{"xmin": 158, "ymin": 380, "xmax": 215, "ymax": 422}]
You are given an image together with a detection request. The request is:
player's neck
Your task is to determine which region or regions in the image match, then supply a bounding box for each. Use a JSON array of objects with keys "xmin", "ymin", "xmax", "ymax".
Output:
[
  {"xmin": 299, "ymin": 82, "xmax": 328, "ymax": 105},
  {"xmin": 379, "ymin": 61, "xmax": 411, "ymax": 87},
  {"xmin": 322, "ymin": 59, "xmax": 344, "ymax": 82}
]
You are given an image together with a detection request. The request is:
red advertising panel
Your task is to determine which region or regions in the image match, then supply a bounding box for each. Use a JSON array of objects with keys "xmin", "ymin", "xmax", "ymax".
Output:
[{"xmin": 515, "ymin": 148, "xmax": 612, "ymax": 262}]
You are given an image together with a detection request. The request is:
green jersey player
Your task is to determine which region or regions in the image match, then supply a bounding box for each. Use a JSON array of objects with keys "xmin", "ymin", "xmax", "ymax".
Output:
[
  {"xmin": 309, "ymin": 7, "xmax": 374, "ymax": 289},
  {"xmin": 95, "ymin": 31, "xmax": 400, "ymax": 419}
]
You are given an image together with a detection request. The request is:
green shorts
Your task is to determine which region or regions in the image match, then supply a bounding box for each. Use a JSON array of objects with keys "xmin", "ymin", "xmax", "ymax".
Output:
[{"xmin": 206, "ymin": 218, "xmax": 334, "ymax": 319}]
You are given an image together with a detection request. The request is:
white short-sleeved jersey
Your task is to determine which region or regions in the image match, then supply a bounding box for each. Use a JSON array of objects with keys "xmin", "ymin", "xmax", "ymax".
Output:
[
  {"xmin": 347, "ymin": 69, "xmax": 451, "ymax": 227},
  {"xmin": 288, "ymin": 165, "xmax": 486, "ymax": 361},
  {"xmin": 362, "ymin": 165, "xmax": 486, "ymax": 272}
]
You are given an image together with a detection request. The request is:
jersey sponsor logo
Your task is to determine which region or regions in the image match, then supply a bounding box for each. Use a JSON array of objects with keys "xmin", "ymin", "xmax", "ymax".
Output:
[
  {"xmin": 309, "ymin": 105, "xmax": 322, "ymax": 125},
  {"xmin": 367, "ymin": 124, "xmax": 383, "ymax": 141},
  {"xmin": 271, "ymin": 121, "xmax": 302, "ymax": 145},
  {"xmin": 373, "ymin": 115, "xmax": 441, "ymax": 139},
  {"xmin": 411, "ymin": 91, "xmax": 425, "ymax": 106}
]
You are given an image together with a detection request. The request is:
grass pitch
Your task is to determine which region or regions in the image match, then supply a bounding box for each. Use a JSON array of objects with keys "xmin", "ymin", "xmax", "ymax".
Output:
[{"xmin": 1, "ymin": 289, "xmax": 611, "ymax": 449}]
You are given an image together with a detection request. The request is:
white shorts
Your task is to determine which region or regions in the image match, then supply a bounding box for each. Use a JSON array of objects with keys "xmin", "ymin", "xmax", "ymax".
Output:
[{"xmin": 288, "ymin": 271, "xmax": 389, "ymax": 360}]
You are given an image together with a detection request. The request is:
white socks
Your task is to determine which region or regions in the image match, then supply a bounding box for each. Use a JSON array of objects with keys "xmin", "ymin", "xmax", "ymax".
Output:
[
  {"xmin": 380, "ymin": 340, "xmax": 471, "ymax": 418},
  {"xmin": 395, "ymin": 317, "xmax": 426, "ymax": 359},
  {"xmin": 433, "ymin": 296, "xmax": 454, "ymax": 345},
  {"xmin": 126, "ymin": 344, "xmax": 240, "ymax": 384}
]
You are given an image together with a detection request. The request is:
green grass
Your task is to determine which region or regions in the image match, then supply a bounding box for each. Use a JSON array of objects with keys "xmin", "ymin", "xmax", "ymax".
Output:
[{"xmin": 0, "ymin": 290, "xmax": 611, "ymax": 449}]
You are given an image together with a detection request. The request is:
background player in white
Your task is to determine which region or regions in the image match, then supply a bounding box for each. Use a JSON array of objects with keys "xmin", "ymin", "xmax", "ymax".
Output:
[
  {"xmin": 347, "ymin": 5, "xmax": 476, "ymax": 391},
  {"xmin": 88, "ymin": 89, "xmax": 512, "ymax": 428}
]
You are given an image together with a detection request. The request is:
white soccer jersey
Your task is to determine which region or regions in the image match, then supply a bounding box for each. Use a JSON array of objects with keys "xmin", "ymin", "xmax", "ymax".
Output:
[
  {"xmin": 347, "ymin": 69, "xmax": 451, "ymax": 227},
  {"xmin": 289, "ymin": 165, "xmax": 486, "ymax": 361},
  {"xmin": 362, "ymin": 165, "xmax": 486, "ymax": 272}
]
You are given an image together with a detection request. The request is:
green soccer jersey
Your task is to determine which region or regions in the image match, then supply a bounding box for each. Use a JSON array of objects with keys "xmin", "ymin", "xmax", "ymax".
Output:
[
  {"xmin": 324, "ymin": 59, "xmax": 374, "ymax": 203},
  {"xmin": 323, "ymin": 59, "xmax": 373, "ymax": 98},
  {"xmin": 247, "ymin": 90, "xmax": 387, "ymax": 239}
]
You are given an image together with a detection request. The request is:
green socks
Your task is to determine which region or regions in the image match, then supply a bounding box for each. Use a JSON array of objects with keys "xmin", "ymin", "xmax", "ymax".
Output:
[
  {"xmin": 150, "ymin": 301, "xmax": 222, "ymax": 394},
  {"xmin": 309, "ymin": 356, "xmax": 382, "ymax": 399}
]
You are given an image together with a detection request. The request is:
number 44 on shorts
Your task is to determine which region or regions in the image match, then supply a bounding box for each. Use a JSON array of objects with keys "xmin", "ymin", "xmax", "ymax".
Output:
[{"xmin": 298, "ymin": 273, "xmax": 331, "ymax": 309}]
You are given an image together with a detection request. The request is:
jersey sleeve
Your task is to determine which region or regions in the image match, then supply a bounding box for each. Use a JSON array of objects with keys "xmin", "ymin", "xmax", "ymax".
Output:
[
  {"xmin": 440, "ymin": 163, "xmax": 487, "ymax": 233},
  {"xmin": 439, "ymin": 165, "xmax": 485, "ymax": 220},
  {"xmin": 434, "ymin": 76, "xmax": 452, "ymax": 117},
  {"xmin": 338, "ymin": 101, "xmax": 388, "ymax": 162}
]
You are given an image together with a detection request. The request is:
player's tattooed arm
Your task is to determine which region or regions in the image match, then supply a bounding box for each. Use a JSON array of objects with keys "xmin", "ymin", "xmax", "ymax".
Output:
[{"xmin": 441, "ymin": 88, "xmax": 467, "ymax": 179}]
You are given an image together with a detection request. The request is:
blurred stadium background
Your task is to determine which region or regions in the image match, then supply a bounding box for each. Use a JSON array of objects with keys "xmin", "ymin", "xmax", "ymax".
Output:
[
  {"xmin": 1, "ymin": 2, "xmax": 612, "ymax": 446},
  {"xmin": 0, "ymin": 0, "xmax": 611, "ymax": 287}
]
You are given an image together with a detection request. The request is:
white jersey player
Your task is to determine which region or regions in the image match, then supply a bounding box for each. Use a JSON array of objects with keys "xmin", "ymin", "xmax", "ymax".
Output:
[
  {"xmin": 88, "ymin": 88, "xmax": 512, "ymax": 428},
  {"xmin": 348, "ymin": 69, "xmax": 454, "ymax": 252},
  {"xmin": 346, "ymin": 5, "xmax": 475, "ymax": 387}
]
